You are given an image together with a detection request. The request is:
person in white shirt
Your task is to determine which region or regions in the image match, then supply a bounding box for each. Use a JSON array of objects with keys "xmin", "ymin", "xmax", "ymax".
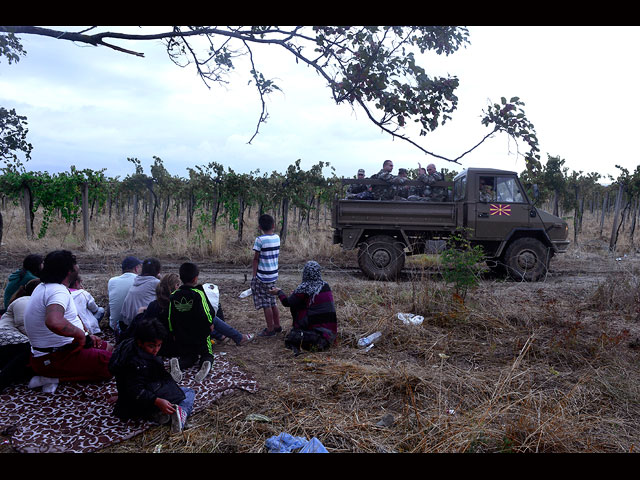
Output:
[
  {"xmin": 69, "ymin": 275, "xmax": 105, "ymax": 335},
  {"xmin": 23, "ymin": 250, "xmax": 113, "ymax": 392},
  {"xmin": 108, "ymin": 256, "xmax": 141, "ymax": 335}
]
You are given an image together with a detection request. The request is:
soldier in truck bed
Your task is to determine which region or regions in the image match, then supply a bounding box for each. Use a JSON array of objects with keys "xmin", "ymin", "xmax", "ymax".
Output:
[
  {"xmin": 370, "ymin": 160, "xmax": 407, "ymax": 200},
  {"xmin": 393, "ymin": 168, "xmax": 411, "ymax": 200},
  {"xmin": 346, "ymin": 168, "xmax": 373, "ymax": 199},
  {"xmin": 416, "ymin": 163, "xmax": 447, "ymax": 202}
]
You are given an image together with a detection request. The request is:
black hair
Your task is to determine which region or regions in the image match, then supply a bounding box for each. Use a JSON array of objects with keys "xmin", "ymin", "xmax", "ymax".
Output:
[
  {"xmin": 383, "ymin": 159, "xmax": 393, "ymax": 167},
  {"xmin": 141, "ymin": 257, "xmax": 162, "ymax": 277},
  {"xmin": 179, "ymin": 262, "xmax": 199, "ymax": 284},
  {"xmin": 40, "ymin": 250, "xmax": 77, "ymax": 284},
  {"xmin": 134, "ymin": 317, "xmax": 168, "ymax": 343},
  {"xmin": 258, "ymin": 214, "xmax": 275, "ymax": 232},
  {"xmin": 22, "ymin": 254, "xmax": 43, "ymax": 277}
]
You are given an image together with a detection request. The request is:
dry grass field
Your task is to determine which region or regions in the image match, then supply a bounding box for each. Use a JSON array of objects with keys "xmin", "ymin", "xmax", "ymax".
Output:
[{"xmin": 1, "ymin": 206, "xmax": 639, "ymax": 453}]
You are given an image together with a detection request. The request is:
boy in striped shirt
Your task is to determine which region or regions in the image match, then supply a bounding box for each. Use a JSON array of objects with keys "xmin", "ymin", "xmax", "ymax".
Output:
[{"xmin": 251, "ymin": 214, "xmax": 282, "ymax": 337}]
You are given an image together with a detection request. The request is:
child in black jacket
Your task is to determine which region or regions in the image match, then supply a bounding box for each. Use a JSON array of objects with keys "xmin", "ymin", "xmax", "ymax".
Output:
[
  {"xmin": 165, "ymin": 262, "xmax": 254, "ymax": 384},
  {"xmin": 108, "ymin": 317, "xmax": 194, "ymax": 433}
]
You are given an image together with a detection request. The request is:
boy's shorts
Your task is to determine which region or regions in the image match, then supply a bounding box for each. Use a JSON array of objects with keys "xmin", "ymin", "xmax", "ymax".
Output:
[{"xmin": 251, "ymin": 277, "xmax": 277, "ymax": 309}]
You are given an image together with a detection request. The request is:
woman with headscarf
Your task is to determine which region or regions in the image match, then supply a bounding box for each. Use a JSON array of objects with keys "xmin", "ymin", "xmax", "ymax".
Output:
[{"xmin": 268, "ymin": 261, "xmax": 337, "ymax": 353}]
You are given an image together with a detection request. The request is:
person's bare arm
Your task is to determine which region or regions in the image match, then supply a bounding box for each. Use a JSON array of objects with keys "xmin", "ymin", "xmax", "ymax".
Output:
[
  {"xmin": 44, "ymin": 304, "xmax": 86, "ymax": 346},
  {"xmin": 252, "ymin": 250, "xmax": 260, "ymax": 278}
]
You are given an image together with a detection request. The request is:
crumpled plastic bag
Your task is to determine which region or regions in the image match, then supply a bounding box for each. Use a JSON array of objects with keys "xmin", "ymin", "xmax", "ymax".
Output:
[
  {"xmin": 238, "ymin": 288, "xmax": 252, "ymax": 298},
  {"xmin": 397, "ymin": 312, "xmax": 424, "ymax": 325},
  {"xmin": 265, "ymin": 433, "xmax": 328, "ymax": 453},
  {"xmin": 298, "ymin": 437, "xmax": 328, "ymax": 453}
]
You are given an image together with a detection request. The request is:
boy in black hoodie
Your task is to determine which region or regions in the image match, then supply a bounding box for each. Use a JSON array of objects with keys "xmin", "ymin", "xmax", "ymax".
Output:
[
  {"xmin": 165, "ymin": 262, "xmax": 254, "ymax": 384},
  {"xmin": 108, "ymin": 317, "xmax": 194, "ymax": 433}
]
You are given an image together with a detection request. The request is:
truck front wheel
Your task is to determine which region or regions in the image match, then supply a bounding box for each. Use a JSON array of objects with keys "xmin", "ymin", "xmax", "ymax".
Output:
[
  {"xmin": 504, "ymin": 237, "xmax": 550, "ymax": 282},
  {"xmin": 358, "ymin": 235, "xmax": 406, "ymax": 280}
]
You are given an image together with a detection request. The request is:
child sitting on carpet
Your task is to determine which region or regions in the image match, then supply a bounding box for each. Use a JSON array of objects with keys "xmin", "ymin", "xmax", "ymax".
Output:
[{"xmin": 108, "ymin": 317, "xmax": 194, "ymax": 433}]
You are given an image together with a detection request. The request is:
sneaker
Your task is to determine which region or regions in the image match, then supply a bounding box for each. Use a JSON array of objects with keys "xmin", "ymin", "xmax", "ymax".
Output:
[
  {"xmin": 28, "ymin": 376, "xmax": 58, "ymax": 389},
  {"xmin": 274, "ymin": 326, "xmax": 283, "ymax": 333},
  {"xmin": 170, "ymin": 405, "xmax": 187, "ymax": 434},
  {"xmin": 194, "ymin": 360, "xmax": 211, "ymax": 383},
  {"xmin": 237, "ymin": 333, "xmax": 255, "ymax": 346},
  {"xmin": 169, "ymin": 358, "xmax": 182, "ymax": 383},
  {"xmin": 258, "ymin": 328, "xmax": 277, "ymax": 337},
  {"xmin": 42, "ymin": 383, "xmax": 58, "ymax": 394}
]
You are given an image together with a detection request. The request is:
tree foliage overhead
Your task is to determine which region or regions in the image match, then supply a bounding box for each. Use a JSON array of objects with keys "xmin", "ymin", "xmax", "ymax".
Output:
[
  {"xmin": 1, "ymin": 26, "xmax": 541, "ymax": 168},
  {"xmin": 0, "ymin": 32, "xmax": 32, "ymax": 168}
]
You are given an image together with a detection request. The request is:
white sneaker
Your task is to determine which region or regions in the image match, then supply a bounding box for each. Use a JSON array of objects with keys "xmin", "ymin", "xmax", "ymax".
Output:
[
  {"xmin": 170, "ymin": 405, "xmax": 187, "ymax": 434},
  {"xmin": 169, "ymin": 358, "xmax": 182, "ymax": 383},
  {"xmin": 195, "ymin": 360, "xmax": 211, "ymax": 383},
  {"xmin": 28, "ymin": 376, "xmax": 58, "ymax": 389},
  {"xmin": 42, "ymin": 383, "xmax": 58, "ymax": 394}
]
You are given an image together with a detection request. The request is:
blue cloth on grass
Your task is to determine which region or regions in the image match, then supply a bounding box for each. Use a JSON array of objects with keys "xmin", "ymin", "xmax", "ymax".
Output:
[{"xmin": 265, "ymin": 433, "xmax": 328, "ymax": 453}]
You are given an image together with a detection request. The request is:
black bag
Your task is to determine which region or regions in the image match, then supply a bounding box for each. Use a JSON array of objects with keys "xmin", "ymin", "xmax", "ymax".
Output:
[{"xmin": 284, "ymin": 328, "xmax": 330, "ymax": 355}]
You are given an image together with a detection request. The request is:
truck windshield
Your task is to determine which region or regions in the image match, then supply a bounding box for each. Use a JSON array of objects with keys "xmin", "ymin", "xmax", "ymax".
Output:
[{"xmin": 495, "ymin": 177, "xmax": 525, "ymax": 203}]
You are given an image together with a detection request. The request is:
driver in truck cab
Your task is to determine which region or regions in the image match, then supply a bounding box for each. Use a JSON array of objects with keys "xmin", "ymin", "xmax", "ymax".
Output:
[{"xmin": 478, "ymin": 178, "xmax": 496, "ymax": 202}]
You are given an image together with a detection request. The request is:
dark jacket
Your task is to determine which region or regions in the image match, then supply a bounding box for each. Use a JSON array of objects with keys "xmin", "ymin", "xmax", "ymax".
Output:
[
  {"xmin": 277, "ymin": 283, "xmax": 338, "ymax": 343},
  {"xmin": 4, "ymin": 269, "xmax": 38, "ymax": 309},
  {"xmin": 166, "ymin": 285, "xmax": 216, "ymax": 356},
  {"xmin": 108, "ymin": 337, "xmax": 185, "ymax": 420}
]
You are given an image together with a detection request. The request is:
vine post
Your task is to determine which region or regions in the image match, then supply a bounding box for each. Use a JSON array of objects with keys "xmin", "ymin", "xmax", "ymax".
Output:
[
  {"xmin": 81, "ymin": 181, "xmax": 90, "ymax": 244},
  {"xmin": 609, "ymin": 182, "xmax": 624, "ymax": 252},
  {"xmin": 22, "ymin": 185, "xmax": 32, "ymax": 239}
]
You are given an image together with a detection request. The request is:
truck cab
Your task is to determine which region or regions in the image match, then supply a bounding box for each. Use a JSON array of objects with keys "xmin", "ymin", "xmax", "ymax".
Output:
[{"xmin": 333, "ymin": 167, "xmax": 569, "ymax": 281}]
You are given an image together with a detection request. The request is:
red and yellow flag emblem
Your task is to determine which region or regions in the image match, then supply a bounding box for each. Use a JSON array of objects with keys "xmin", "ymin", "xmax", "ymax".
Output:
[{"xmin": 490, "ymin": 204, "xmax": 511, "ymax": 216}]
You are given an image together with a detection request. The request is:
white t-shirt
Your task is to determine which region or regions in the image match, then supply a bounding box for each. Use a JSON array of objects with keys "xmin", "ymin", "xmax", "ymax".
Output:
[
  {"xmin": 107, "ymin": 272, "xmax": 137, "ymax": 329},
  {"xmin": 71, "ymin": 289, "xmax": 101, "ymax": 334},
  {"xmin": 24, "ymin": 283, "xmax": 83, "ymax": 357}
]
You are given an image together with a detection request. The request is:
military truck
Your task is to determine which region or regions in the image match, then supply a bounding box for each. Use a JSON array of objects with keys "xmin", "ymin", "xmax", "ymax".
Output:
[{"xmin": 332, "ymin": 167, "xmax": 569, "ymax": 281}]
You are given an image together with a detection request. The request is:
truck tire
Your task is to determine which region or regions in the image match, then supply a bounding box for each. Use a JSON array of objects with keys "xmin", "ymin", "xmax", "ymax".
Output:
[
  {"xmin": 358, "ymin": 235, "xmax": 406, "ymax": 280},
  {"xmin": 504, "ymin": 237, "xmax": 550, "ymax": 282}
]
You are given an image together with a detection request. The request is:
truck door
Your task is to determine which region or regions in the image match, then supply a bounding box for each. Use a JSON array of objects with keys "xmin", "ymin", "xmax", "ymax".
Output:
[{"xmin": 475, "ymin": 175, "xmax": 530, "ymax": 239}]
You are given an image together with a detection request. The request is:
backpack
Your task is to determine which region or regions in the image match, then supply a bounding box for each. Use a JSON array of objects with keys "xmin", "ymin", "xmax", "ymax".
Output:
[{"xmin": 284, "ymin": 328, "xmax": 331, "ymax": 356}]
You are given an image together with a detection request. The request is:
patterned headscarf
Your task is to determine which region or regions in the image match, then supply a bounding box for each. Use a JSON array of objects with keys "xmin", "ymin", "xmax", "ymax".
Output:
[{"xmin": 293, "ymin": 261, "xmax": 326, "ymax": 304}]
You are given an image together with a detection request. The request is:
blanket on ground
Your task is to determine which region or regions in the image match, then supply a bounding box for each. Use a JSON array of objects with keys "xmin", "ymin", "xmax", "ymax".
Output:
[{"xmin": 0, "ymin": 353, "xmax": 257, "ymax": 453}]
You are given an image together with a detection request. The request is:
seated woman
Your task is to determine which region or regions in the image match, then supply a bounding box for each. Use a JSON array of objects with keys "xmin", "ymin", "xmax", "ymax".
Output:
[
  {"xmin": 268, "ymin": 261, "xmax": 337, "ymax": 354},
  {"xmin": 0, "ymin": 279, "xmax": 40, "ymax": 392},
  {"xmin": 3, "ymin": 254, "xmax": 43, "ymax": 310}
]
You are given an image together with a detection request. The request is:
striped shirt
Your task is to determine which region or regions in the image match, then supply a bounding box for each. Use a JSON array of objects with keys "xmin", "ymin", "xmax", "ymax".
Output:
[{"xmin": 253, "ymin": 233, "xmax": 280, "ymax": 283}]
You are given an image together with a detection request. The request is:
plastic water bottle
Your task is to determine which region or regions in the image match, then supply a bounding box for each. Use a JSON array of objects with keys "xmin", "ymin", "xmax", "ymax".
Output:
[{"xmin": 357, "ymin": 331, "xmax": 382, "ymax": 348}]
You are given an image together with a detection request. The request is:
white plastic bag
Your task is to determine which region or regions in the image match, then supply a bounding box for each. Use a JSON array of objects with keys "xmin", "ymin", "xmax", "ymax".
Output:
[
  {"xmin": 202, "ymin": 283, "xmax": 220, "ymax": 315},
  {"xmin": 397, "ymin": 312, "xmax": 424, "ymax": 325},
  {"xmin": 238, "ymin": 288, "xmax": 252, "ymax": 298}
]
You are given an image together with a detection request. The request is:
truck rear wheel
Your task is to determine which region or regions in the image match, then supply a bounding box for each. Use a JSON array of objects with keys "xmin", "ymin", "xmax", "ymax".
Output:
[
  {"xmin": 358, "ymin": 235, "xmax": 405, "ymax": 280},
  {"xmin": 504, "ymin": 237, "xmax": 550, "ymax": 282}
]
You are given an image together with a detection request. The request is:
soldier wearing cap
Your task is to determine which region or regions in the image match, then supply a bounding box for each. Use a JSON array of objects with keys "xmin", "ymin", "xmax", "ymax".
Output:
[
  {"xmin": 346, "ymin": 168, "xmax": 370, "ymax": 198},
  {"xmin": 393, "ymin": 168, "xmax": 411, "ymax": 200}
]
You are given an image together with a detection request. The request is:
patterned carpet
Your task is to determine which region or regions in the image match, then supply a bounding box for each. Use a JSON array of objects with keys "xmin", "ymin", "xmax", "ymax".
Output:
[{"xmin": 0, "ymin": 353, "xmax": 257, "ymax": 453}]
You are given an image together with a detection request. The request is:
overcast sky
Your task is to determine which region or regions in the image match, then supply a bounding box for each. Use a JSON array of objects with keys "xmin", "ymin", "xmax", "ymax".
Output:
[{"xmin": 1, "ymin": 26, "xmax": 639, "ymax": 183}]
